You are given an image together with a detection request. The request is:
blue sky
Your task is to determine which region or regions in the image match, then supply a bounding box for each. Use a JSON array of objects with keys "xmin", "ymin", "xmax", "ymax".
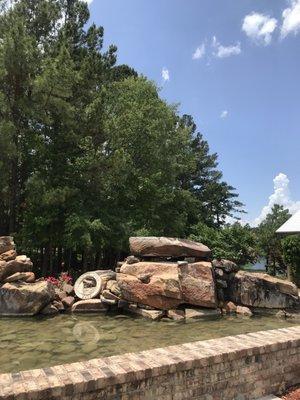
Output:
[{"xmin": 87, "ymin": 0, "xmax": 300, "ymax": 225}]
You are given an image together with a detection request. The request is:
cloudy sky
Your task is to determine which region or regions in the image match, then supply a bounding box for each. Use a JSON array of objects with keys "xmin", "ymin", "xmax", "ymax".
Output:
[{"xmin": 87, "ymin": 0, "xmax": 300, "ymax": 225}]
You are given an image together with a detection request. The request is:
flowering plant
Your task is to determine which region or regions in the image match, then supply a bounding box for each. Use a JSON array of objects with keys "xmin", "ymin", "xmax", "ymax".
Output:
[{"xmin": 45, "ymin": 272, "xmax": 73, "ymax": 289}]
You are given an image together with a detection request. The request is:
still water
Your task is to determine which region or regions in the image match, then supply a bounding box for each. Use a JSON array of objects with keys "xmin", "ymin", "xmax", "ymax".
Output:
[{"xmin": 0, "ymin": 312, "xmax": 297, "ymax": 374}]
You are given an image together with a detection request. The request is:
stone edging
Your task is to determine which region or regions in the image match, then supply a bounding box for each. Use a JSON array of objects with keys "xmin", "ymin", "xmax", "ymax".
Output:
[{"xmin": 0, "ymin": 326, "xmax": 299, "ymax": 400}]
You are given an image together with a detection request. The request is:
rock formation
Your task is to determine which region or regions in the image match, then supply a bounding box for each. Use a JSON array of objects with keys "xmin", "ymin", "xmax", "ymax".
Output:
[
  {"xmin": 228, "ymin": 271, "xmax": 298, "ymax": 309},
  {"xmin": 1, "ymin": 235, "xmax": 299, "ymax": 321},
  {"xmin": 0, "ymin": 236, "xmax": 56, "ymax": 316}
]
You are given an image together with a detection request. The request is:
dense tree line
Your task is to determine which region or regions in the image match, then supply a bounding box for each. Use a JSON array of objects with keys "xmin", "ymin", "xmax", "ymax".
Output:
[{"xmin": 0, "ymin": 0, "xmax": 246, "ymax": 276}]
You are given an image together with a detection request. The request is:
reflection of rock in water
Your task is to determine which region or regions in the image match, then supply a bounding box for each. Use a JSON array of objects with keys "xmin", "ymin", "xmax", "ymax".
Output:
[{"xmin": 73, "ymin": 322, "xmax": 100, "ymax": 343}]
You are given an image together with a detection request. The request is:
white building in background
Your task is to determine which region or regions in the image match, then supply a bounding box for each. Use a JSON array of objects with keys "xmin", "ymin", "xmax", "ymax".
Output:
[{"xmin": 276, "ymin": 210, "xmax": 300, "ymax": 234}]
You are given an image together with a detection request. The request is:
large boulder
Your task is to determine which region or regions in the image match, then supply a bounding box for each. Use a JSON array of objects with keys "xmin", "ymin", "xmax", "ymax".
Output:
[
  {"xmin": 228, "ymin": 271, "xmax": 298, "ymax": 309},
  {"xmin": 0, "ymin": 255, "xmax": 33, "ymax": 282},
  {"xmin": 178, "ymin": 262, "xmax": 217, "ymax": 308},
  {"xmin": 0, "ymin": 281, "xmax": 55, "ymax": 316},
  {"xmin": 0, "ymin": 236, "xmax": 15, "ymax": 255},
  {"xmin": 129, "ymin": 237, "xmax": 211, "ymax": 259},
  {"xmin": 117, "ymin": 262, "xmax": 182, "ymax": 310},
  {"xmin": 117, "ymin": 261, "xmax": 217, "ymax": 310}
]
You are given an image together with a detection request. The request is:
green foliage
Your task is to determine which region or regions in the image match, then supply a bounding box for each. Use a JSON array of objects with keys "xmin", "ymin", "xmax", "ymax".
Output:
[
  {"xmin": 256, "ymin": 205, "xmax": 291, "ymax": 275},
  {"xmin": 0, "ymin": 0, "xmax": 245, "ymax": 273},
  {"xmin": 282, "ymin": 236, "xmax": 300, "ymax": 286},
  {"xmin": 190, "ymin": 222, "xmax": 257, "ymax": 266}
]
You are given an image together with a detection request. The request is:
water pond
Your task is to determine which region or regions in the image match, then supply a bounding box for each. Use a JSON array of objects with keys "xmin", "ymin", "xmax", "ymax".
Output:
[{"xmin": 0, "ymin": 312, "xmax": 297, "ymax": 374}]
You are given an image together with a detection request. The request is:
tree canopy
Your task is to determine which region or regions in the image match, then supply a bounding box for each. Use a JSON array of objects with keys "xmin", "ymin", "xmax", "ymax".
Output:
[{"xmin": 0, "ymin": 0, "xmax": 245, "ymax": 275}]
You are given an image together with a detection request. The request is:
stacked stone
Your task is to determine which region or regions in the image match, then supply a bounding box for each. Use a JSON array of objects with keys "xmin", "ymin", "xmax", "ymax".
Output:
[
  {"xmin": 0, "ymin": 236, "xmax": 55, "ymax": 316},
  {"xmin": 212, "ymin": 259, "xmax": 239, "ymax": 304},
  {"xmin": 113, "ymin": 237, "xmax": 222, "ymax": 321}
]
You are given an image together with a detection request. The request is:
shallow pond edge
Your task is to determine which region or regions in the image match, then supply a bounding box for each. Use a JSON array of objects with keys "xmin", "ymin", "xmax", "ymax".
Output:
[{"xmin": 0, "ymin": 326, "xmax": 299, "ymax": 400}]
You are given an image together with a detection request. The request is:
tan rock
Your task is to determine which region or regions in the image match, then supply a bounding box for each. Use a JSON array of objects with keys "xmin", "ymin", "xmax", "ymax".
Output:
[
  {"xmin": 96, "ymin": 270, "xmax": 116, "ymax": 287},
  {"xmin": 71, "ymin": 299, "xmax": 108, "ymax": 313},
  {"xmin": 55, "ymin": 289, "xmax": 67, "ymax": 301},
  {"xmin": 0, "ymin": 237, "xmax": 15, "ymax": 255},
  {"xmin": 117, "ymin": 261, "xmax": 183, "ymax": 310},
  {"xmin": 61, "ymin": 282, "xmax": 74, "ymax": 295},
  {"xmin": 106, "ymin": 280, "xmax": 121, "ymax": 297},
  {"xmin": 120, "ymin": 261, "xmax": 182, "ymax": 299},
  {"xmin": 222, "ymin": 301, "xmax": 237, "ymax": 314},
  {"xmin": 129, "ymin": 236, "xmax": 211, "ymax": 258},
  {"xmin": 0, "ymin": 281, "xmax": 55, "ymax": 316},
  {"xmin": 185, "ymin": 308, "xmax": 221, "ymax": 319},
  {"xmin": 0, "ymin": 255, "xmax": 33, "ymax": 282},
  {"xmin": 62, "ymin": 296, "xmax": 75, "ymax": 308},
  {"xmin": 117, "ymin": 273, "xmax": 182, "ymax": 310},
  {"xmin": 125, "ymin": 304, "xmax": 164, "ymax": 320},
  {"xmin": 229, "ymin": 271, "xmax": 298, "ymax": 309},
  {"xmin": 4, "ymin": 272, "xmax": 35, "ymax": 283},
  {"xmin": 0, "ymin": 250, "xmax": 17, "ymax": 262},
  {"xmin": 167, "ymin": 309, "xmax": 185, "ymax": 321},
  {"xmin": 178, "ymin": 262, "xmax": 217, "ymax": 308},
  {"xmin": 236, "ymin": 305, "xmax": 253, "ymax": 317}
]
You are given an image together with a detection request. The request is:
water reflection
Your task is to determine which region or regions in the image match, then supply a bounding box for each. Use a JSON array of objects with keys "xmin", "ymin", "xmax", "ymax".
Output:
[{"xmin": 0, "ymin": 312, "xmax": 297, "ymax": 374}]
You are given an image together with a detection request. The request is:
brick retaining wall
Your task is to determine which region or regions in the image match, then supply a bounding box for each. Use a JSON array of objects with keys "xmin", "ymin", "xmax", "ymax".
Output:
[{"xmin": 0, "ymin": 326, "xmax": 299, "ymax": 400}]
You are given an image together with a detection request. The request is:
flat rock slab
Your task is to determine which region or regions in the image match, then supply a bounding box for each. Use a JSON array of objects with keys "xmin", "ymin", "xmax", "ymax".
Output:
[
  {"xmin": 124, "ymin": 304, "xmax": 164, "ymax": 321},
  {"xmin": 129, "ymin": 236, "xmax": 211, "ymax": 258},
  {"xmin": 72, "ymin": 299, "xmax": 108, "ymax": 313},
  {"xmin": 167, "ymin": 309, "xmax": 185, "ymax": 321},
  {"xmin": 4, "ymin": 271, "xmax": 35, "ymax": 283},
  {"xmin": 185, "ymin": 308, "xmax": 221, "ymax": 319}
]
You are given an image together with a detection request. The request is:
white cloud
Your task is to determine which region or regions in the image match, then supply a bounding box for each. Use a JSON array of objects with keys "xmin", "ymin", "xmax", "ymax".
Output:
[
  {"xmin": 212, "ymin": 36, "xmax": 241, "ymax": 58},
  {"xmin": 192, "ymin": 43, "xmax": 206, "ymax": 60},
  {"xmin": 242, "ymin": 13, "xmax": 277, "ymax": 45},
  {"xmin": 161, "ymin": 67, "xmax": 170, "ymax": 82},
  {"xmin": 220, "ymin": 110, "xmax": 228, "ymax": 119},
  {"xmin": 84, "ymin": 0, "xmax": 94, "ymax": 4},
  {"xmin": 281, "ymin": 0, "xmax": 300, "ymax": 38},
  {"xmin": 253, "ymin": 173, "xmax": 300, "ymax": 226}
]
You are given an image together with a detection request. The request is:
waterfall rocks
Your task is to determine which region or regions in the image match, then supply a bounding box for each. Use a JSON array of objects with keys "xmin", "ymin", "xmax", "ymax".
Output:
[
  {"xmin": 0, "ymin": 235, "xmax": 299, "ymax": 320},
  {"xmin": 0, "ymin": 236, "xmax": 57, "ymax": 316}
]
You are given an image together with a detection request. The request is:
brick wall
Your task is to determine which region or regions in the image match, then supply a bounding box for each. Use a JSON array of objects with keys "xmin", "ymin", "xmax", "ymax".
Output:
[{"xmin": 0, "ymin": 326, "xmax": 299, "ymax": 400}]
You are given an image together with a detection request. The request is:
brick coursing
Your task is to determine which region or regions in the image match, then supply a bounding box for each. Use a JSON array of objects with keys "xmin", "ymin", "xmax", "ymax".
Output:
[{"xmin": 0, "ymin": 326, "xmax": 299, "ymax": 400}]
